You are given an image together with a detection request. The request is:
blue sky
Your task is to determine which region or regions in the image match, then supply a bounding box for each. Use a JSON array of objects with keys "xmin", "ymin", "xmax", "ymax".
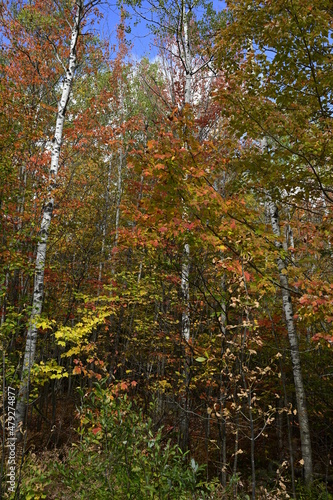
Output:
[{"xmin": 97, "ymin": 1, "xmax": 226, "ymax": 59}]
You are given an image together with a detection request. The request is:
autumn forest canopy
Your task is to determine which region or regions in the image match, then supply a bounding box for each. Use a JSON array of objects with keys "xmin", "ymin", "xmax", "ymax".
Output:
[{"xmin": 0, "ymin": 0, "xmax": 332, "ymax": 498}]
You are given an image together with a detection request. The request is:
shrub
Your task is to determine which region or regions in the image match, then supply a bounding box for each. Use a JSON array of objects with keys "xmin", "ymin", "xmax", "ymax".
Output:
[{"xmin": 18, "ymin": 382, "xmax": 219, "ymax": 499}]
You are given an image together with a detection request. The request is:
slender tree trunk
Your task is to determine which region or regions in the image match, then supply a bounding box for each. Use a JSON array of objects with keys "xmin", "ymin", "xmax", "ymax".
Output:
[
  {"xmin": 114, "ymin": 148, "xmax": 123, "ymax": 251},
  {"xmin": 179, "ymin": 1, "xmax": 192, "ymax": 451},
  {"xmin": 269, "ymin": 310, "xmax": 297, "ymax": 497},
  {"xmin": 282, "ymin": 363, "xmax": 297, "ymax": 498},
  {"xmin": 91, "ymin": 155, "xmax": 113, "ymax": 348},
  {"xmin": 181, "ymin": 243, "xmax": 190, "ymax": 342},
  {"xmin": 219, "ymin": 273, "xmax": 227, "ymax": 487},
  {"xmin": 181, "ymin": 0, "xmax": 191, "ymax": 344},
  {"xmin": 15, "ymin": 1, "xmax": 84, "ymax": 436},
  {"xmin": 268, "ymin": 201, "xmax": 313, "ymax": 484},
  {"xmin": 233, "ymin": 409, "xmax": 240, "ymax": 498},
  {"xmin": 240, "ymin": 344, "xmax": 256, "ymax": 499},
  {"xmin": 248, "ymin": 387, "xmax": 256, "ymax": 500},
  {"xmin": 97, "ymin": 157, "xmax": 112, "ymax": 295},
  {"xmin": 218, "ymin": 418, "xmax": 227, "ymax": 487}
]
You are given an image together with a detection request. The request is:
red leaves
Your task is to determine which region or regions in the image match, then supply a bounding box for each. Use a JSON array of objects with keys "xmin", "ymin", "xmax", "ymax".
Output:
[
  {"xmin": 184, "ymin": 222, "xmax": 196, "ymax": 231},
  {"xmin": 92, "ymin": 426, "xmax": 102, "ymax": 435},
  {"xmin": 243, "ymin": 270, "xmax": 251, "ymax": 282},
  {"xmin": 311, "ymin": 333, "xmax": 333, "ymax": 346},
  {"xmin": 120, "ymin": 381, "xmax": 128, "ymax": 391}
]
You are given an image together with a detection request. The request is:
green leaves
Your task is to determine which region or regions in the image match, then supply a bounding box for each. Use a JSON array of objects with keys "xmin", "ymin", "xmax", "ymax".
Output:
[{"xmin": 19, "ymin": 383, "xmax": 216, "ymax": 499}]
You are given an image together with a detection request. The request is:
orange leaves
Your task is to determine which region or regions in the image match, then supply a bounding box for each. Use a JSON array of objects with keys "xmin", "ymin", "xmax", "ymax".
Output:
[
  {"xmin": 295, "ymin": 280, "xmax": 333, "ymax": 341},
  {"xmin": 120, "ymin": 381, "xmax": 128, "ymax": 391},
  {"xmin": 107, "ymin": 379, "xmax": 138, "ymax": 396},
  {"xmin": 147, "ymin": 139, "xmax": 156, "ymax": 150},
  {"xmin": 73, "ymin": 365, "xmax": 82, "ymax": 375},
  {"xmin": 155, "ymin": 163, "xmax": 165, "ymax": 171}
]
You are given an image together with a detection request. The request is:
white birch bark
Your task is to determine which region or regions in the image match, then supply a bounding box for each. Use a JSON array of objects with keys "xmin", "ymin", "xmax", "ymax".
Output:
[
  {"xmin": 115, "ymin": 148, "xmax": 123, "ymax": 251},
  {"xmin": 179, "ymin": 1, "xmax": 192, "ymax": 450},
  {"xmin": 181, "ymin": 243, "xmax": 190, "ymax": 341},
  {"xmin": 15, "ymin": 1, "xmax": 84, "ymax": 435},
  {"xmin": 110, "ymin": 84, "xmax": 124, "ymax": 276},
  {"xmin": 268, "ymin": 200, "xmax": 313, "ymax": 484},
  {"xmin": 181, "ymin": 0, "xmax": 191, "ymax": 343},
  {"xmin": 183, "ymin": 1, "xmax": 192, "ymax": 108},
  {"xmin": 97, "ymin": 159, "xmax": 112, "ymax": 294}
]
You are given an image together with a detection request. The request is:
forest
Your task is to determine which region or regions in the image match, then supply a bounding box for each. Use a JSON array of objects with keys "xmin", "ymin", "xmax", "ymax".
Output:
[{"xmin": 0, "ymin": 0, "xmax": 332, "ymax": 498}]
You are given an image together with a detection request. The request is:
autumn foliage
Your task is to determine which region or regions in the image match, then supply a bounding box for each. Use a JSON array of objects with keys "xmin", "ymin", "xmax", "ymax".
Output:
[{"xmin": 0, "ymin": 0, "xmax": 332, "ymax": 498}]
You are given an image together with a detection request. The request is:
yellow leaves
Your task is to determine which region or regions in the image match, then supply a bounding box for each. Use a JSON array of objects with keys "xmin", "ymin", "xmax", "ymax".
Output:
[
  {"xmin": 55, "ymin": 297, "xmax": 117, "ymax": 358},
  {"xmin": 65, "ymin": 345, "xmax": 84, "ymax": 357},
  {"xmin": 158, "ymin": 380, "xmax": 172, "ymax": 392},
  {"xmin": 34, "ymin": 317, "xmax": 56, "ymax": 331},
  {"xmin": 31, "ymin": 359, "xmax": 68, "ymax": 385}
]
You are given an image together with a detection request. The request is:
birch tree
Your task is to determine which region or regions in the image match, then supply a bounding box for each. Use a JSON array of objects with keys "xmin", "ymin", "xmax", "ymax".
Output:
[
  {"xmin": 212, "ymin": 0, "xmax": 333, "ymax": 485},
  {"xmin": 268, "ymin": 200, "xmax": 313, "ymax": 484},
  {"xmin": 15, "ymin": 0, "xmax": 101, "ymax": 436}
]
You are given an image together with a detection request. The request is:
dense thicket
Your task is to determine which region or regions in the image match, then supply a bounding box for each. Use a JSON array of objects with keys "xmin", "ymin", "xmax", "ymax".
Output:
[{"xmin": 1, "ymin": 0, "xmax": 332, "ymax": 498}]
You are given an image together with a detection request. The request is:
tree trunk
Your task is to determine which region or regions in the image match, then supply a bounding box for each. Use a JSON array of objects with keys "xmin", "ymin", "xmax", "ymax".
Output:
[
  {"xmin": 179, "ymin": 1, "xmax": 192, "ymax": 451},
  {"xmin": 15, "ymin": 1, "xmax": 84, "ymax": 437},
  {"xmin": 181, "ymin": 243, "xmax": 190, "ymax": 342},
  {"xmin": 181, "ymin": 0, "xmax": 192, "ymax": 344},
  {"xmin": 268, "ymin": 201, "xmax": 313, "ymax": 485}
]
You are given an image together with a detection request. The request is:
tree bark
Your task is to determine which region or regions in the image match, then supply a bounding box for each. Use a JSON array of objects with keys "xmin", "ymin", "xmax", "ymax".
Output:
[
  {"xmin": 179, "ymin": 1, "xmax": 192, "ymax": 451},
  {"xmin": 268, "ymin": 200, "xmax": 313, "ymax": 485},
  {"xmin": 15, "ymin": 1, "xmax": 84, "ymax": 436},
  {"xmin": 181, "ymin": 0, "xmax": 192, "ymax": 344}
]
